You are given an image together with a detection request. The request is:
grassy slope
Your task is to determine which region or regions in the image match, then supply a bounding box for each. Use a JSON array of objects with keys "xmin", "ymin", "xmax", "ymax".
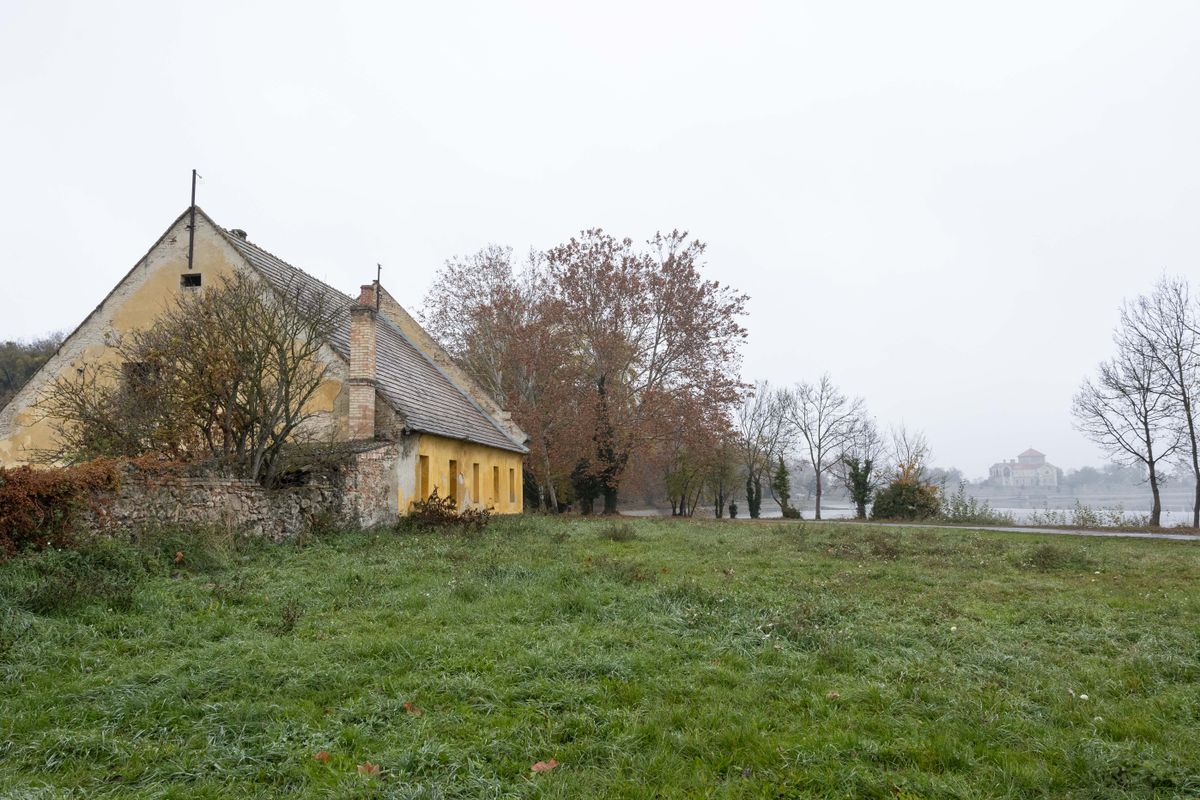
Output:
[{"xmin": 1, "ymin": 518, "xmax": 1198, "ymax": 799}]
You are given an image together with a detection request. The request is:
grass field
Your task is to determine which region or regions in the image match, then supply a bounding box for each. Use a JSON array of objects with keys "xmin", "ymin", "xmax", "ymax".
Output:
[{"xmin": 1, "ymin": 517, "xmax": 1199, "ymax": 799}]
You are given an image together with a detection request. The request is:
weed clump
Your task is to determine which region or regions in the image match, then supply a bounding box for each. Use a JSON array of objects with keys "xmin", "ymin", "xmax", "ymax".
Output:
[
  {"xmin": 866, "ymin": 531, "xmax": 902, "ymax": 560},
  {"xmin": 0, "ymin": 607, "xmax": 30, "ymax": 662},
  {"xmin": 277, "ymin": 599, "xmax": 306, "ymax": 634},
  {"xmin": 776, "ymin": 598, "xmax": 842, "ymax": 650},
  {"xmin": 3, "ymin": 538, "xmax": 145, "ymax": 614},
  {"xmin": 589, "ymin": 555, "xmax": 654, "ymax": 585},
  {"xmin": 599, "ymin": 522, "xmax": 637, "ymax": 542},
  {"xmin": 131, "ymin": 523, "xmax": 241, "ymax": 573},
  {"xmin": 1021, "ymin": 542, "xmax": 1096, "ymax": 572}
]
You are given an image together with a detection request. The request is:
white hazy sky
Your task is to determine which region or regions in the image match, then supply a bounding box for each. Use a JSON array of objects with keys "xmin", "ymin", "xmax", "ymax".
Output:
[{"xmin": 2, "ymin": 1, "xmax": 1198, "ymax": 477}]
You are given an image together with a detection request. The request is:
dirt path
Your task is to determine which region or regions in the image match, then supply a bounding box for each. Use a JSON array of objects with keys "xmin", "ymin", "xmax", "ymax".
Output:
[{"xmin": 818, "ymin": 519, "xmax": 1200, "ymax": 542}]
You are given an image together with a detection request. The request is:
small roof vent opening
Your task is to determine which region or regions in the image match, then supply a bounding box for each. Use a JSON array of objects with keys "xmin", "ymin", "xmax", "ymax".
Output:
[
  {"xmin": 230, "ymin": 228, "xmax": 247, "ymax": 240},
  {"xmin": 181, "ymin": 273, "xmax": 202, "ymax": 288}
]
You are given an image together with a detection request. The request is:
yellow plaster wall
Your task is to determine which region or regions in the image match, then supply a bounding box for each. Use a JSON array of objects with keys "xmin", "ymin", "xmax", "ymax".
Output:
[
  {"xmin": 405, "ymin": 433, "xmax": 524, "ymax": 515},
  {"xmin": 0, "ymin": 215, "xmax": 346, "ymax": 466}
]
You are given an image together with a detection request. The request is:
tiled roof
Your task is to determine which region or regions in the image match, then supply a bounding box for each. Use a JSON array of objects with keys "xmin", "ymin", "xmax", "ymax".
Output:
[
  {"xmin": 220, "ymin": 227, "xmax": 527, "ymax": 453},
  {"xmin": 1019, "ymin": 448, "xmax": 1044, "ymax": 458}
]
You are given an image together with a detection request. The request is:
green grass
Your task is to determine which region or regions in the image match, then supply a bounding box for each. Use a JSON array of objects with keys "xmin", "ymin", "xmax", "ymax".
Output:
[{"xmin": 1, "ymin": 517, "xmax": 1199, "ymax": 798}]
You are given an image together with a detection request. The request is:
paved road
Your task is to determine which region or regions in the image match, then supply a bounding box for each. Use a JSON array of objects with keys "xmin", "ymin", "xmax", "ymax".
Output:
[{"xmin": 817, "ymin": 519, "xmax": 1200, "ymax": 542}]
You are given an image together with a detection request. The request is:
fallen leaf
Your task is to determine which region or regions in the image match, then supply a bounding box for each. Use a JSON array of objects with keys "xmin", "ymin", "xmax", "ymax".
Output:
[
  {"xmin": 357, "ymin": 761, "xmax": 380, "ymax": 776},
  {"xmin": 403, "ymin": 701, "xmax": 423, "ymax": 716},
  {"xmin": 174, "ymin": 551, "xmax": 184, "ymax": 564},
  {"xmin": 826, "ymin": 691, "xmax": 840, "ymax": 700},
  {"xmin": 313, "ymin": 751, "xmax": 331, "ymax": 763},
  {"xmin": 531, "ymin": 758, "xmax": 559, "ymax": 774}
]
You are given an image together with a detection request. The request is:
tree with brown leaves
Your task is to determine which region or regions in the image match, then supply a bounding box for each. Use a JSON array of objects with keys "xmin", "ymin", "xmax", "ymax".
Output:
[
  {"xmin": 424, "ymin": 230, "xmax": 747, "ymax": 514},
  {"xmin": 544, "ymin": 229, "xmax": 748, "ymax": 513}
]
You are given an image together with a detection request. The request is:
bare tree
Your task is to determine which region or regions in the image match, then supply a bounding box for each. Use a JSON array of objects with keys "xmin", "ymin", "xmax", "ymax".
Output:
[
  {"xmin": 1119, "ymin": 276, "xmax": 1200, "ymax": 526},
  {"xmin": 1072, "ymin": 342, "xmax": 1182, "ymax": 527},
  {"xmin": 37, "ymin": 272, "xmax": 339, "ymax": 485},
  {"xmin": 789, "ymin": 374, "xmax": 864, "ymax": 520},
  {"xmin": 836, "ymin": 415, "xmax": 888, "ymax": 519},
  {"xmin": 888, "ymin": 423, "xmax": 931, "ymax": 484},
  {"xmin": 734, "ymin": 381, "xmax": 792, "ymax": 518}
]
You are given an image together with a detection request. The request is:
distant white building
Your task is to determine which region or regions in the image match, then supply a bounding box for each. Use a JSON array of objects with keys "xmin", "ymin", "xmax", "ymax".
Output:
[{"xmin": 989, "ymin": 448, "xmax": 1060, "ymax": 489}]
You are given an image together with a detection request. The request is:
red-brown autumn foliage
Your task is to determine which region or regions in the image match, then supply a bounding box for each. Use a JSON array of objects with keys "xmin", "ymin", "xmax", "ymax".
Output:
[
  {"xmin": 422, "ymin": 231, "xmax": 748, "ymax": 513},
  {"xmin": 0, "ymin": 460, "xmax": 120, "ymax": 558}
]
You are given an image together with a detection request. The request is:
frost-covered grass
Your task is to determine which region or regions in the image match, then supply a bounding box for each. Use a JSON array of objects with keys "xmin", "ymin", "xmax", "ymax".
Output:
[{"xmin": 1, "ymin": 517, "xmax": 1199, "ymax": 798}]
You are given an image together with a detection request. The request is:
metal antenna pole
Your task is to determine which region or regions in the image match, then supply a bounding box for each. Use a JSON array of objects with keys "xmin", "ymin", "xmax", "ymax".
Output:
[
  {"xmin": 187, "ymin": 169, "xmax": 201, "ymax": 271},
  {"xmin": 375, "ymin": 263, "xmax": 382, "ymax": 311}
]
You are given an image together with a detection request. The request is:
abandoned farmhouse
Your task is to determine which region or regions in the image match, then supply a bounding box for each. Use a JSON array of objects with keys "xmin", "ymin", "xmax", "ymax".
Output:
[{"xmin": 0, "ymin": 207, "xmax": 528, "ymax": 526}]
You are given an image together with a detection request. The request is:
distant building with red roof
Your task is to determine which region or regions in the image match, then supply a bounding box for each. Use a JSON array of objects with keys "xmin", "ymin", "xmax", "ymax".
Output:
[{"xmin": 988, "ymin": 448, "xmax": 1060, "ymax": 489}]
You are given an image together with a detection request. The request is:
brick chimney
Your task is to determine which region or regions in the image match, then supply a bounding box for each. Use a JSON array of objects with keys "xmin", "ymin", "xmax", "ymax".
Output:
[{"xmin": 348, "ymin": 284, "xmax": 378, "ymax": 440}]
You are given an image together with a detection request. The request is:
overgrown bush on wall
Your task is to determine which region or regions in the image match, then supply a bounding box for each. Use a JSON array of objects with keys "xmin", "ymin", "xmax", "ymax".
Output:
[{"xmin": 0, "ymin": 461, "xmax": 119, "ymax": 558}]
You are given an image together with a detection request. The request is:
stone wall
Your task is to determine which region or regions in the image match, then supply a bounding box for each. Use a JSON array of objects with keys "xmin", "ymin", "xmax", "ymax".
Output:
[
  {"xmin": 84, "ymin": 469, "xmax": 340, "ymax": 542},
  {"xmin": 342, "ymin": 441, "xmax": 405, "ymax": 528},
  {"xmin": 83, "ymin": 442, "xmax": 404, "ymax": 540}
]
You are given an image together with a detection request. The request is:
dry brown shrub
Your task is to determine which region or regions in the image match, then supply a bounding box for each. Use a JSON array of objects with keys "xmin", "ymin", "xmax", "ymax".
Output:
[{"xmin": 0, "ymin": 460, "xmax": 120, "ymax": 559}]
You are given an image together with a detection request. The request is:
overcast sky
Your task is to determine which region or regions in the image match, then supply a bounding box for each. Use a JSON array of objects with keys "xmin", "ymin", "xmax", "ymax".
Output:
[{"xmin": 2, "ymin": 1, "xmax": 1198, "ymax": 476}]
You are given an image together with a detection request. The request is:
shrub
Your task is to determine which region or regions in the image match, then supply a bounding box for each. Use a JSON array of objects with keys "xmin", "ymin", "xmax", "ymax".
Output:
[
  {"xmin": 1026, "ymin": 502, "xmax": 1150, "ymax": 529},
  {"xmin": 404, "ymin": 488, "xmax": 491, "ymax": 532},
  {"xmin": 872, "ymin": 479, "xmax": 941, "ymax": 521},
  {"xmin": 781, "ymin": 507, "xmax": 802, "ymax": 519},
  {"xmin": 940, "ymin": 482, "xmax": 1013, "ymax": 525},
  {"xmin": 0, "ymin": 461, "xmax": 119, "ymax": 559},
  {"xmin": 728, "ymin": 503, "xmax": 738, "ymax": 519}
]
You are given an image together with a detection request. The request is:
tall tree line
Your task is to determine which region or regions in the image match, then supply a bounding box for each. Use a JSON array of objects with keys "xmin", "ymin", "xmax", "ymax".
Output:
[{"xmin": 0, "ymin": 333, "xmax": 64, "ymax": 408}]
